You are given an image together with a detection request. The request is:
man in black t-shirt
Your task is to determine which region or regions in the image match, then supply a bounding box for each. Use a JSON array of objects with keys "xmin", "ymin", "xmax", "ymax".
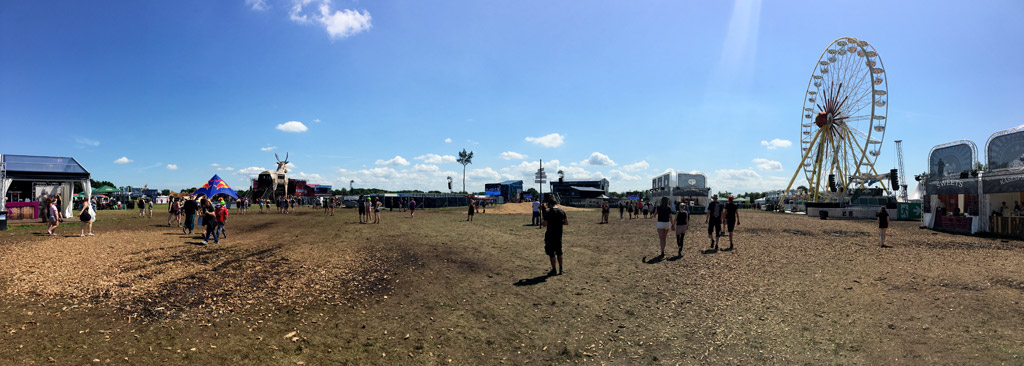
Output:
[
  {"xmin": 705, "ymin": 195, "xmax": 722, "ymax": 250},
  {"xmin": 724, "ymin": 196, "xmax": 740, "ymax": 250},
  {"xmin": 182, "ymin": 196, "xmax": 199, "ymax": 235},
  {"xmin": 541, "ymin": 196, "xmax": 568, "ymax": 275}
]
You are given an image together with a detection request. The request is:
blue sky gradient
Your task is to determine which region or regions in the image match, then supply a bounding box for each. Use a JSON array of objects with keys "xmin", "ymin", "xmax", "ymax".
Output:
[{"xmin": 2, "ymin": 0, "xmax": 1022, "ymax": 194}]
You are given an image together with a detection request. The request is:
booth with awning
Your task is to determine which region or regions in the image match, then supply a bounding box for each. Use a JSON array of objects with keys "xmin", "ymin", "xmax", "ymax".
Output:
[
  {"xmin": 1, "ymin": 154, "xmax": 91, "ymax": 226},
  {"xmin": 923, "ymin": 141, "xmax": 982, "ymax": 233},
  {"xmin": 981, "ymin": 125, "xmax": 1024, "ymax": 237}
]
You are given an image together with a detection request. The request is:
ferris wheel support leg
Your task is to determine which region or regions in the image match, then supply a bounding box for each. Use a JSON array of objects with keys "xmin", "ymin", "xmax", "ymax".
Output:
[
  {"xmin": 844, "ymin": 126, "xmax": 890, "ymax": 194},
  {"xmin": 783, "ymin": 128, "xmax": 823, "ymax": 203},
  {"xmin": 813, "ymin": 131, "xmax": 832, "ymax": 202}
]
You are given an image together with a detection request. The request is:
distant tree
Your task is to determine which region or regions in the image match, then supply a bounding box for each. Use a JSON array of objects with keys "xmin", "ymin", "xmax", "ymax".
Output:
[
  {"xmin": 796, "ymin": 185, "xmax": 808, "ymax": 192},
  {"xmin": 525, "ymin": 187, "xmax": 539, "ymax": 198},
  {"xmin": 182, "ymin": 187, "xmax": 198, "ymax": 193},
  {"xmin": 160, "ymin": 189, "xmax": 171, "ymax": 196},
  {"xmin": 235, "ymin": 189, "xmax": 247, "ymax": 198},
  {"xmin": 457, "ymin": 149, "xmax": 474, "ymax": 193},
  {"xmin": 90, "ymin": 179, "xmax": 115, "ymax": 188}
]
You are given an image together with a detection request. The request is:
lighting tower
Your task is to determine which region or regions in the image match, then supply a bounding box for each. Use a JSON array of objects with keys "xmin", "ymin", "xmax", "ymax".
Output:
[{"xmin": 895, "ymin": 140, "xmax": 908, "ymax": 201}]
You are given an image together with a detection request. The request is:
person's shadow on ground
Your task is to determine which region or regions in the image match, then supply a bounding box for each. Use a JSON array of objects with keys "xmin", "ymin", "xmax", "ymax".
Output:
[
  {"xmin": 666, "ymin": 254, "xmax": 683, "ymax": 261},
  {"xmin": 642, "ymin": 254, "xmax": 665, "ymax": 264},
  {"xmin": 514, "ymin": 273, "xmax": 555, "ymax": 286},
  {"xmin": 700, "ymin": 247, "xmax": 718, "ymax": 255}
]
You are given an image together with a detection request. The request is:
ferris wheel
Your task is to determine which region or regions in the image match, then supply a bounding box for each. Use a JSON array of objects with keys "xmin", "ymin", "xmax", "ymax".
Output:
[{"xmin": 785, "ymin": 36, "xmax": 890, "ymax": 202}]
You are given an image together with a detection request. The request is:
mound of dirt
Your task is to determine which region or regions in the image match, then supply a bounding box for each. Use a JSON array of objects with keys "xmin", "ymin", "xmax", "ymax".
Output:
[{"xmin": 488, "ymin": 202, "xmax": 593, "ymax": 214}]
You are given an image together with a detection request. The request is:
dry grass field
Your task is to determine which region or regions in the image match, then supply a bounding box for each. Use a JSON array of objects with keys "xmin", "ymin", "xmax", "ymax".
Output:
[{"xmin": 1, "ymin": 205, "xmax": 1022, "ymax": 365}]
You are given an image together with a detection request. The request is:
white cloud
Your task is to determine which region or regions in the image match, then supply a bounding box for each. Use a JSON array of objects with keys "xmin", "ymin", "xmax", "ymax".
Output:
[
  {"xmin": 760, "ymin": 138, "xmax": 792, "ymax": 149},
  {"xmin": 113, "ymin": 157, "xmax": 133, "ymax": 164},
  {"xmin": 712, "ymin": 169, "xmax": 787, "ymax": 193},
  {"xmin": 289, "ymin": 0, "xmax": 314, "ymax": 22},
  {"xmin": 261, "ymin": 146, "xmax": 278, "ymax": 151},
  {"xmin": 224, "ymin": 167, "xmax": 235, "ymax": 171},
  {"xmin": 318, "ymin": 6, "xmax": 372, "ymax": 39},
  {"xmin": 289, "ymin": 0, "xmax": 372, "ymax": 39},
  {"xmin": 216, "ymin": 165, "xmax": 235, "ymax": 171},
  {"xmin": 582, "ymin": 152, "xmax": 616, "ymax": 166},
  {"xmin": 525, "ymin": 133, "xmax": 565, "ymax": 148},
  {"xmin": 235, "ymin": 167, "xmax": 267, "ymax": 176},
  {"xmin": 245, "ymin": 0, "xmax": 268, "ymax": 11},
  {"xmin": 292, "ymin": 171, "xmax": 325, "ymax": 182},
  {"xmin": 609, "ymin": 169, "xmax": 640, "ymax": 181},
  {"xmin": 211, "ymin": 163, "xmax": 220, "ymax": 167},
  {"xmin": 413, "ymin": 164, "xmax": 440, "ymax": 173},
  {"xmin": 753, "ymin": 158, "xmax": 783, "ymax": 171},
  {"xmin": 166, "ymin": 164, "xmax": 179, "ymax": 171},
  {"xmin": 376, "ymin": 156, "xmax": 410, "ymax": 166},
  {"xmin": 444, "ymin": 138, "xmax": 452, "ymax": 143},
  {"xmin": 468, "ymin": 167, "xmax": 503, "ymax": 181},
  {"xmin": 623, "ymin": 160, "xmax": 650, "ymax": 172},
  {"xmin": 414, "ymin": 154, "xmax": 457, "ymax": 164},
  {"xmin": 74, "ymin": 137, "xmax": 100, "ymax": 147},
  {"xmin": 500, "ymin": 151, "xmax": 528, "ymax": 160},
  {"xmin": 276, "ymin": 121, "xmax": 308, "ymax": 133},
  {"xmin": 313, "ymin": 118, "xmax": 321, "ymax": 123}
]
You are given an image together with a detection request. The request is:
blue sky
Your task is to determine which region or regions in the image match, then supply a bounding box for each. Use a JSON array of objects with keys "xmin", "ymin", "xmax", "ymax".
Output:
[{"xmin": 2, "ymin": 0, "xmax": 1022, "ymax": 194}]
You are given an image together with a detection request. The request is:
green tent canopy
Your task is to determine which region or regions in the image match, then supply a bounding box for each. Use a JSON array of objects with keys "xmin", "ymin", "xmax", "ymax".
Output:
[{"xmin": 92, "ymin": 186, "xmax": 119, "ymax": 194}]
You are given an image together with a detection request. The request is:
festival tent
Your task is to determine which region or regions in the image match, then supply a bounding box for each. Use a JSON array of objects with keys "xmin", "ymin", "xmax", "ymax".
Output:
[
  {"xmin": 193, "ymin": 174, "xmax": 238, "ymax": 199},
  {"xmin": 1, "ymin": 154, "xmax": 91, "ymax": 220},
  {"xmin": 92, "ymin": 186, "xmax": 119, "ymax": 194}
]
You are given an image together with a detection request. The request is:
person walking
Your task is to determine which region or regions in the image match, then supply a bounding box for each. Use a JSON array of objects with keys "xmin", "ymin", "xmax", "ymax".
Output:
[
  {"xmin": 357, "ymin": 196, "xmax": 366, "ymax": 223},
  {"xmin": 877, "ymin": 206, "xmax": 890, "ymax": 248},
  {"xmin": 329, "ymin": 197, "xmax": 336, "ymax": 216},
  {"xmin": 724, "ymin": 196, "xmax": 740, "ymax": 250},
  {"xmin": 705, "ymin": 195, "xmax": 723, "ymax": 250},
  {"xmin": 601, "ymin": 201, "xmax": 610, "ymax": 224},
  {"xmin": 147, "ymin": 197, "xmax": 154, "ymax": 218},
  {"xmin": 655, "ymin": 197, "xmax": 673, "ymax": 258},
  {"xmin": 167, "ymin": 198, "xmax": 179, "ymax": 226},
  {"xmin": 46, "ymin": 198, "xmax": 60, "ymax": 235},
  {"xmin": 541, "ymin": 196, "xmax": 568, "ymax": 275},
  {"xmin": 182, "ymin": 196, "xmax": 198, "ymax": 235},
  {"xmin": 532, "ymin": 199, "xmax": 541, "ymax": 226},
  {"xmin": 627, "ymin": 200, "xmax": 634, "ymax": 219},
  {"xmin": 373, "ymin": 197, "xmax": 381, "ymax": 224},
  {"xmin": 78, "ymin": 202, "xmax": 95, "ymax": 237},
  {"xmin": 200, "ymin": 198, "xmax": 218, "ymax": 245},
  {"xmin": 409, "ymin": 198, "xmax": 417, "ymax": 218},
  {"xmin": 467, "ymin": 200, "xmax": 476, "ymax": 221},
  {"xmin": 216, "ymin": 203, "xmax": 229, "ymax": 239},
  {"xmin": 137, "ymin": 196, "xmax": 147, "ymax": 217},
  {"xmin": 675, "ymin": 202, "xmax": 689, "ymax": 256}
]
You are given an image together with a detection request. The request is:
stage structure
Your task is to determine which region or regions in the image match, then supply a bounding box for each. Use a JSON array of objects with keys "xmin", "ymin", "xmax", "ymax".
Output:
[{"xmin": 785, "ymin": 36, "xmax": 891, "ymax": 204}]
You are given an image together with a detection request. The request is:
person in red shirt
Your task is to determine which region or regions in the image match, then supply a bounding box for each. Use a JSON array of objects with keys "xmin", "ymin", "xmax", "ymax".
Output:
[{"xmin": 216, "ymin": 203, "xmax": 229, "ymax": 239}]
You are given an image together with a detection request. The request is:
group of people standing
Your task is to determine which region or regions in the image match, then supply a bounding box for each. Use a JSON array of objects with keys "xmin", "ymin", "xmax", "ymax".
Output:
[{"xmin": 43, "ymin": 194, "xmax": 97, "ymax": 237}]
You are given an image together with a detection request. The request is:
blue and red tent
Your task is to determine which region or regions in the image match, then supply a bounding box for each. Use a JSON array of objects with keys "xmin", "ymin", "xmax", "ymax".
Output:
[{"xmin": 193, "ymin": 174, "xmax": 238, "ymax": 199}]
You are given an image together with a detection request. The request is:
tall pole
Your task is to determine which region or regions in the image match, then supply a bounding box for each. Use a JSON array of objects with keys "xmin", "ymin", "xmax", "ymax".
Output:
[{"xmin": 539, "ymin": 159, "xmax": 543, "ymax": 202}]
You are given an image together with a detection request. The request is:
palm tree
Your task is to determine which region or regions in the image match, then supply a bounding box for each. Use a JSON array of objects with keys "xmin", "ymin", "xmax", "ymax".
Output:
[{"xmin": 457, "ymin": 149, "xmax": 474, "ymax": 193}]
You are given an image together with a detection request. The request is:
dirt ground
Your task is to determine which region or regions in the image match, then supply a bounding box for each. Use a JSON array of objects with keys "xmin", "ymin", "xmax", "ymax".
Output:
[{"xmin": 1, "ymin": 206, "xmax": 1022, "ymax": 365}]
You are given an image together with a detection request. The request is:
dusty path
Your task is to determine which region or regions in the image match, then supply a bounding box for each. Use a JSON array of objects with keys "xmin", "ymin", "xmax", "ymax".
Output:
[{"xmin": 0, "ymin": 208, "xmax": 1021, "ymax": 364}]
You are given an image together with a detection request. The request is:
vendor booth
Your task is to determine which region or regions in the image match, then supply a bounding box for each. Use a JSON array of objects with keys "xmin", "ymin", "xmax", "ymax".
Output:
[
  {"xmin": 0, "ymin": 154, "xmax": 91, "ymax": 228},
  {"xmin": 923, "ymin": 141, "xmax": 982, "ymax": 233},
  {"xmin": 982, "ymin": 125, "xmax": 1024, "ymax": 238}
]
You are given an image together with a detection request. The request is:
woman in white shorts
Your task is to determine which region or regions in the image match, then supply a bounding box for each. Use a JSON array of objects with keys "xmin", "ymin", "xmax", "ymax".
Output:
[{"xmin": 654, "ymin": 197, "xmax": 674, "ymax": 257}]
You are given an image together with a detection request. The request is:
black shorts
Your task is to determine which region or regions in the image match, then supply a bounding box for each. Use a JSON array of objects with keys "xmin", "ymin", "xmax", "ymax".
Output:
[
  {"xmin": 544, "ymin": 237, "xmax": 562, "ymax": 256},
  {"xmin": 707, "ymin": 218, "xmax": 721, "ymax": 236},
  {"xmin": 726, "ymin": 218, "xmax": 736, "ymax": 232}
]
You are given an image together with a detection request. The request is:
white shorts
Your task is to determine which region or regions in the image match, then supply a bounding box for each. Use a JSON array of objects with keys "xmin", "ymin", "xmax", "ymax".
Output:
[{"xmin": 656, "ymin": 221, "xmax": 671, "ymax": 230}]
